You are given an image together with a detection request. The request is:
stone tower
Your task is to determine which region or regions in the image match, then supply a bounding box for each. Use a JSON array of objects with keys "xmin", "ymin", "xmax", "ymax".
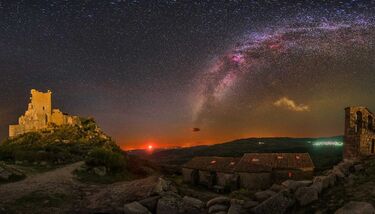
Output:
[
  {"xmin": 9, "ymin": 89, "xmax": 79, "ymax": 137},
  {"xmin": 344, "ymin": 106, "xmax": 375, "ymax": 160}
]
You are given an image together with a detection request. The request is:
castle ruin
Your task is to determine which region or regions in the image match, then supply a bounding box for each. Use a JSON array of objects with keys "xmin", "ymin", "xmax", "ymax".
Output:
[
  {"xmin": 9, "ymin": 89, "xmax": 80, "ymax": 137},
  {"xmin": 344, "ymin": 106, "xmax": 375, "ymax": 160}
]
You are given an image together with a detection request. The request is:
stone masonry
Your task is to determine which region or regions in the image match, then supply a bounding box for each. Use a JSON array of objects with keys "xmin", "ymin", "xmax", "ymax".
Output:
[
  {"xmin": 344, "ymin": 106, "xmax": 375, "ymax": 160},
  {"xmin": 9, "ymin": 89, "xmax": 80, "ymax": 137}
]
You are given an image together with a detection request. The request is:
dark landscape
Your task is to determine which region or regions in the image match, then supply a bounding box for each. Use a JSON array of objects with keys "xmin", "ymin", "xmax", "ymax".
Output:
[{"xmin": 1, "ymin": 0, "xmax": 375, "ymax": 214}]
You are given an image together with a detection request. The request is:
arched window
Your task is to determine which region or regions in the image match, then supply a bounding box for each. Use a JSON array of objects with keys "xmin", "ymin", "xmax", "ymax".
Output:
[
  {"xmin": 355, "ymin": 111, "xmax": 363, "ymax": 133},
  {"xmin": 369, "ymin": 115, "xmax": 373, "ymax": 130}
]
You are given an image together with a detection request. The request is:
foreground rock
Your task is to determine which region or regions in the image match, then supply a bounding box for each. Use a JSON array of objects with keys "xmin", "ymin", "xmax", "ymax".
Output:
[
  {"xmin": 251, "ymin": 190, "xmax": 294, "ymax": 214},
  {"xmin": 294, "ymin": 186, "xmax": 318, "ymax": 206},
  {"xmin": 255, "ymin": 190, "xmax": 276, "ymax": 202},
  {"xmin": 206, "ymin": 196, "xmax": 231, "ymax": 207},
  {"xmin": 138, "ymin": 196, "xmax": 160, "ymax": 213},
  {"xmin": 0, "ymin": 165, "xmax": 25, "ymax": 181},
  {"xmin": 156, "ymin": 193, "xmax": 182, "ymax": 214},
  {"xmin": 124, "ymin": 202, "xmax": 151, "ymax": 214},
  {"xmin": 181, "ymin": 196, "xmax": 204, "ymax": 214},
  {"xmin": 281, "ymin": 180, "xmax": 312, "ymax": 192},
  {"xmin": 334, "ymin": 201, "xmax": 375, "ymax": 214}
]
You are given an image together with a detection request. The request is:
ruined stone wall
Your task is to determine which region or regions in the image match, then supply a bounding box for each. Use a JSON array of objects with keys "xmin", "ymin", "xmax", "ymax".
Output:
[
  {"xmin": 216, "ymin": 172, "xmax": 235, "ymax": 188},
  {"xmin": 238, "ymin": 172, "xmax": 271, "ymax": 190},
  {"xmin": 182, "ymin": 168, "xmax": 193, "ymax": 183},
  {"xmin": 344, "ymin": 106, "xmax": 375, "ymax": 160},
  {"xmin": 9, "ymin": 89, "xmax": 79, "ymax": 137}
]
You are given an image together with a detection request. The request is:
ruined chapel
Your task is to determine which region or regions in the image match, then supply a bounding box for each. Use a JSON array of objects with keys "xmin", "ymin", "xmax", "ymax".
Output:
[
  {"xmin": 9, "ymin": 89, "xmax": 80, "ymax": 137},
  {"xmin": 344, "ymin": 106, "xmax": 375, "ymax": 159}
]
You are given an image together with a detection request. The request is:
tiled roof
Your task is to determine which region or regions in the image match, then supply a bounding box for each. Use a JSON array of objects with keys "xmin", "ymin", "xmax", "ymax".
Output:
[
  {"xmin": 235, "ymin": 153, "xmax": 314, "ymax": 173},
  {"xmin": 182, "ymin": 156, "xmax": 241, "ymax": 173}
]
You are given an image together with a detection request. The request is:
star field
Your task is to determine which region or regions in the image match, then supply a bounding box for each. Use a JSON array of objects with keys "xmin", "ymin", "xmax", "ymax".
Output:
[{"xmin": 0, "ymin": 0, "xmax": 374, "ymax": 149}]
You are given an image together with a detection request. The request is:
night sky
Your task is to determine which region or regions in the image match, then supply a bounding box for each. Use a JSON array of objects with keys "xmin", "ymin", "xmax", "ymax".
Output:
[{"xmin": 0, "ymin": 0, "xmax": 374, "ymax": 150}]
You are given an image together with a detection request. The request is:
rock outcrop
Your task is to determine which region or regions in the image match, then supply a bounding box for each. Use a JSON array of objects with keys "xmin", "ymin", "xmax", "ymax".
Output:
[{"xmin": 335, "ymin": 201, "xmax": 375, "ymax": 214}]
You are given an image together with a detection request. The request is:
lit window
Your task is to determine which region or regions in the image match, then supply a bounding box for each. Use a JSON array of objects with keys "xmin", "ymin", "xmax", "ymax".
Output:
[
  {"xmin": 211, "ymin": 160, "xmax": 216, "ymax": 164},
  {"xmin": 252, "ymin": 158, "xmax": 259, "ymax": 162},
  {"xmin": 277, "ymin": 156, "xmax": 283, "ymax": 159},
  {"xmin": 230, "ymin": 162, "xmax": 236, "ymax": 165},
  {"xmin": 296, "ymin": 156, "xmax": 300, "ymax": 160}
]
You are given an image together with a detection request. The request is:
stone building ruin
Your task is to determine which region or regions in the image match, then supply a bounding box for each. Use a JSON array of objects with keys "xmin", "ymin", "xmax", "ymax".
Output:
[
  {"xmin": 344, "ymin": 106, "xmax": 375, "ymax": 159},
  {"xmin": 9, "ymin": 89, "xmax": 80, "ymax": 137},
  {"xmin": 182, "ymin": 153, "xmax": 314, "ymax": 191}
]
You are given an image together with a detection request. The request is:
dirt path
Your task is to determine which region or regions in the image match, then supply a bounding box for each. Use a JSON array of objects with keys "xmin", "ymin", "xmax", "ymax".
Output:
[
  {"xmin": 0, "ymin": 162, "xmax": 84, "ymax": 203},
  {"xmin": 0, "ymin": 162, "xmax": 159, "ymax": 213}
]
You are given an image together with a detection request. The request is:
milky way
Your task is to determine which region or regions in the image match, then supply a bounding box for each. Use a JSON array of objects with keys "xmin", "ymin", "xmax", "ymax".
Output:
[{"xmin": 193, "ymin": 16, "xmax": 375, "ymax": 123}]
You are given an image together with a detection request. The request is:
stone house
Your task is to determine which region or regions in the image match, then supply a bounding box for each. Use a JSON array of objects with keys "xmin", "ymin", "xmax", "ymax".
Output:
[
  {"xmin": 344, "ymin": 106, "xmax": 375, "ymax": 160},
  {"xmin": 235, "ymin": 153, "xmax": 314, "ymax": 190},
  {"xmin": 182, "ymin": 156, "xmax": 241, "ymax": 190},
  {"xmin": 183, "ymin": 153, "xmax": 314, "ymax": 190},
  {"xmin": 9, "ymin": 89, "xmax": 80, "ymax": 137}
]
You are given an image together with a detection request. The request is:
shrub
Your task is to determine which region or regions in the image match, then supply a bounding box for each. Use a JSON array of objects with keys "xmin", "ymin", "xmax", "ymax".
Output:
[{"xmin": 86, "ymin": 148, "xmax": 126, "ymax": 173}]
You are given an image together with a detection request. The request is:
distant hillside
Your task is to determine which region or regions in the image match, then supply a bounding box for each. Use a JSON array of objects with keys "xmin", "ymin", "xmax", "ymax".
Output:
[{"xmin": 136, "ymin": 136, "xmax": 344, "ymax": 170}]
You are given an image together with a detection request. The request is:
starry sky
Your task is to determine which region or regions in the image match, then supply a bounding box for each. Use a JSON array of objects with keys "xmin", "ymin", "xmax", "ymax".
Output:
[{"xmin": 0, "ymin": 0, "xmax": 374, "ymax": 150}]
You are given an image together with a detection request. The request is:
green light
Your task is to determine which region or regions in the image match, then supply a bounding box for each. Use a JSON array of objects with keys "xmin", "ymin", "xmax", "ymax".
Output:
[{"xmin": 312, "ymin": 141, "xmax": 343, "ymax": 146}]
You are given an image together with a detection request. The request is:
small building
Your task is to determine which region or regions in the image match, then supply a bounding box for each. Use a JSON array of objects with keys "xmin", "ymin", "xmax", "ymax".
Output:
[
  {"xmin": 235, "ymin": 153, "xmax": 314, "ymax": 190},
  {"xmin": 344, "ymin": 106, "xmax": 375, "ymax": 160},
  {"xmin": 183, "ymin": 153, "xmax": 314, "ymax": 191},
  {"xmin": 182, "ymin": 156, "xmax": 241, "ymax": 191}
]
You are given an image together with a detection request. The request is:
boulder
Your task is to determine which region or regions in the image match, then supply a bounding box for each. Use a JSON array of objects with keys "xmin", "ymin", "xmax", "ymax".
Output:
[
  {"xmin": 156, "ymin": 195, "xmax": 182, "ymax": 214},
  {"xmin": 93, "ymin": 166, "xmax": 107, "ymax": 176},
  {"xmin": 138, "ymin": 196, "xmax": 160, "ymax": 213},
  {"xmin": 313, "ymin": 176, "xmax": 330, "ymax": 190},
  {"xmin": 228, "ymin": 203, "xmax": 247, "ymax": 214},
  {"xmin": 242, "ymin": 200, "xmax": 259, "ymax": 209},
  {"xmin": 294, "ymin": 186, "xmax": 319, "ymax": 206},
  {"xmin": 0, "ymin": 165, "xmax": 24, "ymax": 181},
  {"xmin": 208, "ymin": 204, "xmax": 228, "ymax": 213},
  {"xmin": 206, "ymin": 196, "xmax": 231, "ymax": 207},
  {"xmin": 332, "ymin": 166, "xmax": 345, "ymax": 179},
  {"xmin": 354, "ymin": 164, "xmax": 364, "ymax": 172},
  {"xmin": 310, "ymin": 181, "xmax": 323, "ymax": 194},
  {"xmin": 251, "ymin": 190, "xmax": 295, "ymax": 214},
  {"xmin": 183, "ymin": 196, "xmax": 204, "ymax": 209},
  {"xmin": 281, "ymin": 180, "xmax": 312, "ymax": 192},
  {"xmin": 334, "ymin": 201, "xmax": 375, "ymax": 214},
  {"xmin": 327, "ymin": 174, "xmax": 336, "ymax": 187},
  {"xmin": 230, "ymin": 199, "xmax": 245, "ymax": 205},
  {"xmin": 214, "ymin": 212, "xmax": 227, "ymax": 214},
  {"xmin": 181, "ymin": 196, "xmax": 204, "ymax": 214},
  {"xmin": 0, "ymin": 167, "xmax": 12, "ymax": 180},
  {"xmin": 124, "ymin": 202, "xmax": 151, "ymax": 214},
  {"xmin": 270, "ymin": 184, "xmax": 285, "ymax": 192},
  {"xmin": 153, "ymin": 177, "xmax": 177, "ymax": 195},
  {"xmin": 255, "ymin": 190, "xmax": 277, "ymax": 202},
  {"xmin": 336, "ymin": 162, "xmax": 350, "ymax": 175}
]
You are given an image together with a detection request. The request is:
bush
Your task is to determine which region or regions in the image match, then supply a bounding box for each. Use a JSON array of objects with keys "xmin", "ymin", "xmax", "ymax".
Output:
[{"xmin": 86, "ymin": 148, "xmax": 126, "ymax": 173}]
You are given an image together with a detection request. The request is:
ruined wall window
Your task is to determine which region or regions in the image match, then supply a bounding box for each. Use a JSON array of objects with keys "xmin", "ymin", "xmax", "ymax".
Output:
[
  {"xmin": 369, "ymin": 116, "xmax": 373, "ymax": 130},
  {"xmin": 355, "ymin": 111, "xmax": 363, "ymax": 133}
]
